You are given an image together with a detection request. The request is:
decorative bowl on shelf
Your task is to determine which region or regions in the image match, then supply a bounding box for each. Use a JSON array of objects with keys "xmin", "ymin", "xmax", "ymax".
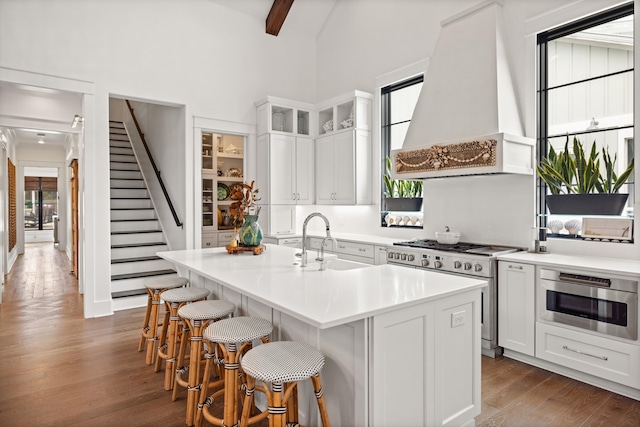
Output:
[{"xmin": 323, "ymin": 119, "xmax": 334, "ymax": 133}]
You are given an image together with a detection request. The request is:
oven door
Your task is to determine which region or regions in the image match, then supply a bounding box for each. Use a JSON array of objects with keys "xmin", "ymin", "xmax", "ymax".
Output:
[{"xmin": 539, "ymin": 277, "xmax": 638, "ymax": 341}]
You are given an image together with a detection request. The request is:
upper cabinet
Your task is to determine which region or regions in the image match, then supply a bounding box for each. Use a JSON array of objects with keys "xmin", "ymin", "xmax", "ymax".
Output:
[
  {"xmin": 315, "ymin": 91, "xmax": 372, "ymax": 205},
  {"xmin": 256, "ymin": 97, "xmax": 314, "ymax": 137},
  {"xmin": 316, "ymin": 90, "xmax": 372, "ymax": 136}
]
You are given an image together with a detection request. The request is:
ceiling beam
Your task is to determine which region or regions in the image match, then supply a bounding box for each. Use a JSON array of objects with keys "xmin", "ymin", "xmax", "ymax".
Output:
[{"xmin": 266, "ymin": 0, "xmax": 294, "ymax": 36}]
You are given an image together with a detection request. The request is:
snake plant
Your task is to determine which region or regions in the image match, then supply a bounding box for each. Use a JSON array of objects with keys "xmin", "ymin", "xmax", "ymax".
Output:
[
  {"xmin": 537, "ymin": 136, "xmax": 634, "ymax": 195},
  {"xmin": 383, "ymin": 156, "xmax": 423, "ymax": 198}
]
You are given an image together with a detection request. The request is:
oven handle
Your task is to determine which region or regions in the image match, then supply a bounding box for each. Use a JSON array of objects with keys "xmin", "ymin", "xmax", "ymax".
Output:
[
  {"xmin": 562, "ymin": 345, "xmax": 608, "ymax": 361},
  {"xmin": 558, "ymin": 272, "xmax": 611, "ymax": 288}
]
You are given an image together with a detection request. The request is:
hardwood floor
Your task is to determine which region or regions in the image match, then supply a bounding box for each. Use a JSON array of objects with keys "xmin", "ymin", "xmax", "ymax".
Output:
[{"xmin": 1, "ymin": 243, "xmax": 639, "ymax": 426}]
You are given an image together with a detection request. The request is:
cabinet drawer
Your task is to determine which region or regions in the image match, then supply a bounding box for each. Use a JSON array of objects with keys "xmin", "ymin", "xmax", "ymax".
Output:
[
  {"xmin": 202, "ymin": 234, "xmax": 218, "ymax": 248},
  {"xmin": 536, "ymin": 322, "xmax": 640, "ymax": 388},
  {"xmin": 334, "ymin": 241, "xmax": 374, "ymax": 259},
  {"xmin": 217, "ymin": 231, "xmax": 236, "ymax": 246}
]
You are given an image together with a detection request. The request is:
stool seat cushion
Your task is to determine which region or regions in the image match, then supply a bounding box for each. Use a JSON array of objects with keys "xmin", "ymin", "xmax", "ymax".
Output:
[
  {"xmin": 241, "ymin": 341, "xmax": 325, "ymax": 384},
  {"xmin": 162, "ymin": 287, "xmax": 210, "ymax": 303},
  {"xmin": 146, "ymin": 276, "xmax": 188, "ymax": 290},
  {"xmin": 204, "ymin": 316, "xmax": 272, "ymax": 344},
  {"xmin": 178, "ymin": 300, "xmax": 236, "ymax": 320}
]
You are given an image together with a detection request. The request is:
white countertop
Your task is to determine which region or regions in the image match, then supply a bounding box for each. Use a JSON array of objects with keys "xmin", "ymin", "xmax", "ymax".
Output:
[
  {"xmin": 158, "ymin": 244, "xmax": 486, "ymax": 329},
  {"xmin": 498, "ymin": 251, "xmax": 640, "ymax": 277}
]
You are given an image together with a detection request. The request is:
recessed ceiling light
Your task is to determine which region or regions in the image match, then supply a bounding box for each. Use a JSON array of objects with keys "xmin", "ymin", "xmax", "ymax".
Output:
[{"xmin": 37, "ymin": 133, "xmax": 45, "ymax": 144}]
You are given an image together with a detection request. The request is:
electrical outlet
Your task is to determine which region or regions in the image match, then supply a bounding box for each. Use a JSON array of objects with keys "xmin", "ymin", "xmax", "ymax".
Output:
[{"xmin": 451, "ymin": 310, "xmax": 466, "ymax": 328}]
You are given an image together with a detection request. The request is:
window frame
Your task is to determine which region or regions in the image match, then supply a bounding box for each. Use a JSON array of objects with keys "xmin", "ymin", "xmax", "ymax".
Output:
[
  {"xmin": 380, "ymin": 74, "xmax": 424, "ymax": 224},
  {"xmin": 536, "ymin": 2, "xmax": 635, "ymax": 234}
]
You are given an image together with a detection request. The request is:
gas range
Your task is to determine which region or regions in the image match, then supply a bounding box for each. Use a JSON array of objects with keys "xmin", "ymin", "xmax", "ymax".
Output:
[{"xmin": 387, "ymin": 239, "xmax": 521, "ymax": 278}]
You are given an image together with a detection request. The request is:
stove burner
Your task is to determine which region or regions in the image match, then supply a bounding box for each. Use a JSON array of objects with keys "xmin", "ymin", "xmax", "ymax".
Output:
[{"xmin": 393, "ymin": 239, "xmax": 485, "ymax": 253}]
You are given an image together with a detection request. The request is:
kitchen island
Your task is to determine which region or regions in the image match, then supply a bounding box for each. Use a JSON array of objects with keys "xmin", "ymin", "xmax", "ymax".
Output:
[{"xmin": 158, "ymin": 244, "xmax": 486, "ymax": 427}]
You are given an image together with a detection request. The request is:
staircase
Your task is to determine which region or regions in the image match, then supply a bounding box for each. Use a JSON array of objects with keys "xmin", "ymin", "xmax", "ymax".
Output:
[{"xmin": 109, "ymin": 121, "xmax": 177, "ymax": 311}]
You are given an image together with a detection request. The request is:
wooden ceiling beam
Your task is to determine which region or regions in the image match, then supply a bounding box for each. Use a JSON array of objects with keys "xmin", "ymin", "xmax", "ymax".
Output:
[{"xmin": 266, "ymin": 0, "xmax": 294, "ymax": 36}]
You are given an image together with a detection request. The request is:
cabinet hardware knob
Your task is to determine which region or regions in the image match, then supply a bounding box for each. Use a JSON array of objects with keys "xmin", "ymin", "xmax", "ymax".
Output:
[{"xmin": 562, "ymin": 345, "xmax": 608, "ymax": 361}]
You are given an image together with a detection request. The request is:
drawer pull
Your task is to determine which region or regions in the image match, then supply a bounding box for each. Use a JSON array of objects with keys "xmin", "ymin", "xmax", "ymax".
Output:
[
  {"xmin": 508, "ymin": 264, "xmax": 523, "ymax": 270},
  {"xmin": 359, "ymin": 248, "xmax": 366, "ymax": 252},
  {"xmin": 562, "ymin": 345, "xmax": 608, "ymax": 361}
]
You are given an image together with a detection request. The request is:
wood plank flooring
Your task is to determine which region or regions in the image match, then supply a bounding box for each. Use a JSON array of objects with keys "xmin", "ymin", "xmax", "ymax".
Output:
[{"xmin": 1, "ymin": 243, "xmax": 639, "ymax": 426}]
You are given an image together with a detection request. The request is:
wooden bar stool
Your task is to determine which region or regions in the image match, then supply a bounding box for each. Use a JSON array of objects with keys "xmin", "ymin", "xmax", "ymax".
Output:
[
  {"xmin": 172, "ymin": 299, "xmax": 236, "ymax": 426},
  {"xmin": 239, "ymin": 341, "xmax": 331, "ymax": 427},
  {"xmin": 196, "ymin": 316, "xmax": 273, "ymax": 427},
  {"xmin": 139, "ymin": 276, "xmax": 189, "ymax": 365},
  {"xmin": 155, "ymin": 286, "xmax": 210, "ymax": 391}
]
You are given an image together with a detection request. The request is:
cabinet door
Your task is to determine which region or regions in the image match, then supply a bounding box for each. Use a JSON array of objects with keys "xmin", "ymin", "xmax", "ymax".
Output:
[
  {"xmin": 270, "ymin": 134, "xmax": 296, "ymax": 204},
  {"xmin": 269, "ymin": 205, "xmax": 296, "ymax": 235},
  {"xmin": 295, "ymin": 136, "xmax": 314, "ymax": 204},
  {"xmin": 315, "ymin": 135, "xmax": 336, "ymax": 204},
  {"xmin": 498, "ymin": 261, "xmax": 535, "ymax": 356},
  {"xmin": 332, "ymin": 132, "xmax": 355, "ymax": 204}
]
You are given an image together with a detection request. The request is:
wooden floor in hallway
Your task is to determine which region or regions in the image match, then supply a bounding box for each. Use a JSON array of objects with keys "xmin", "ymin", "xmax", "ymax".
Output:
[{"xmin": 0, "ymin": 243, "xmax": 639, "ymax": 426}]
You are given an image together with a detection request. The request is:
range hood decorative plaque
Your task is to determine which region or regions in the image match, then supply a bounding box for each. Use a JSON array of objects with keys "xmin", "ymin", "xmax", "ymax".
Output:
[{"xmin": 396, "ymin": 139, "xmax": 497, "ymax": 174}]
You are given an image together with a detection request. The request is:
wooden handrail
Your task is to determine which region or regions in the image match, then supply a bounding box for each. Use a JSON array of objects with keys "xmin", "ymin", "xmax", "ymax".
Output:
[{"xmin": 125, "ymin": 100, "xmax": 183, "ymax": 228}]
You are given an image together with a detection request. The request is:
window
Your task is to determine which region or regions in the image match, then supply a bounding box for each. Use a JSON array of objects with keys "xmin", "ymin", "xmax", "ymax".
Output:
[
  {"xmin": 380, "ymin": 75, "xmax": 424, "ymax": 227},
  {"xmin": 24, "ymin": 176, "xmax": 58, "ymax": 230},
  {"xmin": 537, "ymin": 3, "xmax": 634, "ymax": 238}
]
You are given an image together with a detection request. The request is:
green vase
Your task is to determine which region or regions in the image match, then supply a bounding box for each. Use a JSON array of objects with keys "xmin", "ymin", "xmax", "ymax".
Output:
[{"xmin": 239, "ymin": 215, "xmax": 263, "ymax": 247}]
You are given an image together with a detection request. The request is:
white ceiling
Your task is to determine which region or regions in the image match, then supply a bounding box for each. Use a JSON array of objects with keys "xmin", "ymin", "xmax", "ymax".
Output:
[{"xmin": 208, "ymin": 0, "xmax": 337, "ymax": 36}]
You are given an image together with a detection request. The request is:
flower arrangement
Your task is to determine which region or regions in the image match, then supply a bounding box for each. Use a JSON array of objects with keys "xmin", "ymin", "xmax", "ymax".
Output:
[{"xmin": 228, "ymin": 180, "xmax": 261, "ymax": 228}]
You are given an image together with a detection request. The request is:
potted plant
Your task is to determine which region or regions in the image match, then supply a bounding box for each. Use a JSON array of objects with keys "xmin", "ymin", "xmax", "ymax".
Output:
[
  {"xmin": 383, "ymin": 156, "xmax": 424, "ymax": 211},
  {"xmin": 536, "ymin": 136, "xmax": 634, "ymax": 215}
]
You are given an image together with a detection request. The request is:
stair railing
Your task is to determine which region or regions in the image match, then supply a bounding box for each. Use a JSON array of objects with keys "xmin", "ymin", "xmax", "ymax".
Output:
[{"xmin": 125, "ymin": 100, "xmax": 183, "ymax": 228}]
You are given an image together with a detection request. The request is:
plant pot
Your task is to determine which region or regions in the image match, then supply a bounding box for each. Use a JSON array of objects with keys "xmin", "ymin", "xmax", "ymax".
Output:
[
  {"xmin": 546, "ymin": 193, "xmax": 629, "ymax": 215},
  {"xmin": 384, "ymin": 197, "xmax": 423, "ymax": 212},
  {"xmin": 238, "ymin": 214, "xmax": 263, "ymax": 247}
]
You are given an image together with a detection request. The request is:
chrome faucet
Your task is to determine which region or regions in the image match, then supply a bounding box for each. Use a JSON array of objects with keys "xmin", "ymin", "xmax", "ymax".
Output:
[
  {"xmin": 317, "ymin": 236, "xmax": 338, "ymax": 270},
  {"xmin": 299, "ymin": 212, "xmax": 333, "ymax": 267}
]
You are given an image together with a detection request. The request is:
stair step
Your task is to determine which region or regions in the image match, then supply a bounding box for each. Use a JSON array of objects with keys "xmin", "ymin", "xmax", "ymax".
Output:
[
  {"xmin": 111, "ymin": 255, "xmax": 162, "ymax": 264},
  {"xmin": 111, "ymin": 257, "xmax": 174, "ymax": 276},
  {"xmin": 110, "ymin": 154, "xmax": 136, "ymax": 163},
  {"xmin": 110, "ymin": 178, "xmax": 146, "ymax": 188},
  {"xmin": 110, "ymin": 208, "xmax": 156, "ymax": 220},
  {"xmin": 111, "ymin": 230, "xmax": 164, "ymax": 246},
  {"xmin": 110, "ymin": 147, "xmax": 134, "ymax": 155},
  {"xmin": 111, "ymin": 219, "xmax": 160, "ymax": 232},
  {"xmin": 111, "ymin": 242, "xmax": 169, "ymax": 260},
  {"xmin": 111, "ymin": 293, "xmax": 149, "ymax": 311},
  {"xmin": 110, "ymin": 188, "xmax": 149, "ymax": 199},
  {"xmin": 109, "ymin": 162, "xmax": 140, "ymax": 171},
  {"xmin": 110, "ymin": 198, "xmax": 152, "ymax": 209},
  {"xmin": 111, "ymin": 269, "xmax": 176, "ymax": 281},
  {"xmin": 109, "ymin": 170, "xmax": 142, "ymax": 180},
  {"xmin": 109, "ymin": 140, "xmax": 131, "ymax": 148}
]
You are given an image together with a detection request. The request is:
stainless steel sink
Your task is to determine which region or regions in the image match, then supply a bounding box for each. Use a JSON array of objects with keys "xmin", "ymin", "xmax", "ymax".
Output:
[{"xmin": 307, "ymin": 258, "xmax": 371, "ymax": 271}]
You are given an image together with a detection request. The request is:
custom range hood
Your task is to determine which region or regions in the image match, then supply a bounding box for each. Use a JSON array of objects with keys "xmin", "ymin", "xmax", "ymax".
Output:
[{"xmin": 391, "ymin": 0, "xmax": 535, "ymax": 180}]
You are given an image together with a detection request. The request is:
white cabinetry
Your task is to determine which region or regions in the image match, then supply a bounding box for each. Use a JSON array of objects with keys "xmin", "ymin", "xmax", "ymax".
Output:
[
  {"xmin": 257, "ymin": 133, "xmax": 313, "ymax": 205},
  {"xmin": 536, "ymin": 322, "xmax": 640, "ymax": 389},
  {"xmin": 307, "ymin": 237, "xmax": 377, "ymax": 265},
  {"xmin": 316, "ymin": 130, "xmax": 371, "ymax": 205},
  {"xmin": 315, "ymin": 91, "xmax": 372, "ymax": 206},
  {"xmin": 498, "ymin": 261, "xmax": 535, "ymax": 356}
]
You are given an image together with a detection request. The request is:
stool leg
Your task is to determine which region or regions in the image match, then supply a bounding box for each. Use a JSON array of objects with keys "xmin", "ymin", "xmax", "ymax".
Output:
[
  {"xmin": 145, "ymin": 290, "xmax": 162, "ymax": 364},
  {"xmin": 223, "ymin": 343, "xmax": 239, "ymax": 427},
  {"xmin": 138, "ymin": 289, "xmax": 153, "ymax": 352},
  {"xmin": 311, "ymin": 374, "xmax": 331, "ymax": 427},
  {"xmin": 172, "ymin": 317, "xmax": 193, "ymax": 402},
  {"xmin": 270, "ymin": 382, "xmax": 286, "ymax": 427},
  {"xmin": 285, "ymin": 382, "xmax": 298, "ymax": 425},
  {"xmin": 239, "ymin": 375, "xmax": 257, "ymax": 427},
  {"xmin": 185, "ymin": 320, "xmax": 203, "ymax": 426},
  {"xmin": 164, "ymin": 301, "xmax": 181, "ymax": 390},
  {"xmin": 154, "ymin": 301, "xmax": 171, "ymax": 373}
]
